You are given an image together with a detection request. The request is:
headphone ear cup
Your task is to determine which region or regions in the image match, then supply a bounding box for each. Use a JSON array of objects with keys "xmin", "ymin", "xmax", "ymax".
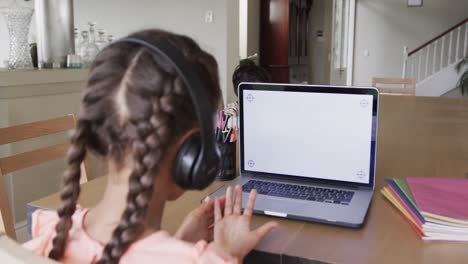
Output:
[
  {"xmin": 173, "ymin": 132, "xmax": 220, "ymax": 190},
  {"xmin": 173, "ymin": 133, "xmax": 202, "ymax": 189}
]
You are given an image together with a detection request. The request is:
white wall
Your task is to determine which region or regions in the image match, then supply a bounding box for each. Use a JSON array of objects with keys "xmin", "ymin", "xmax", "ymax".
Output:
[
  {"xmin": 239, "ymin": 0, "xmax": 260, "ymax": 63},
  {"xmin": 353, "ymin": 0, "xmax": 468, "ymax": 86},
  {"xmin": 239, "ymin": 0, "xmax": 248, "ymax": 59},
  {"xmin": 308, "ymin": 0, "xmax": 332, "ymax": 85},
  {"xmin": 226, "ymin": 0, "xmax": 240, "ymax": 103},
  {"xmin": 0, "ymin": 0, "xmax": 239, "ymax": 103}
]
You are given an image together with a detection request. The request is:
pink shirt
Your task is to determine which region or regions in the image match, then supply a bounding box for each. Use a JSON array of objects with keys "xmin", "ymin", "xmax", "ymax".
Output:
[{"xmin": 23, "ymin": 208, "xmax": 236, "ymax": 264}]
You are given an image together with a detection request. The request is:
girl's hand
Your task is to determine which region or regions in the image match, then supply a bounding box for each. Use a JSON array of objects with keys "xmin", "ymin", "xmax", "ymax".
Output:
[
  {"xmin": 175, "ymin": 196, "xmax": 225, "ymax": 243},
  {"xmin": 212, "ymin": 185, "xmax": 278, "ymax": 262}
]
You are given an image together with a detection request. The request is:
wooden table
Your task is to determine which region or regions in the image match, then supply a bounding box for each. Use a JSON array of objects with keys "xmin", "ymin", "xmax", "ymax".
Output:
[{"xmin": 29, "ymin": 96, "xmax": 468, "ymax": 264}]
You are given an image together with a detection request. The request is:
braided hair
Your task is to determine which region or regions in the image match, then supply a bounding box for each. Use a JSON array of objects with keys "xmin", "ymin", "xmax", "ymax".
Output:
[{"xmin": 47, "ymin": 29, "xmax": 221, "ymax": 263}]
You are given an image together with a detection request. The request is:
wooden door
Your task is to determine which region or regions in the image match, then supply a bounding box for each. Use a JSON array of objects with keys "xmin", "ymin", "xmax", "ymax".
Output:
[{"xmin": 260, "ymin": 0, "xmax": 290, "ymax": 83}]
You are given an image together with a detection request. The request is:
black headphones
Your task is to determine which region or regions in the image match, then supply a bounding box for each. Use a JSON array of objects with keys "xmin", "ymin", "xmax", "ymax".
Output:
[{"xmin": 109, "ymin": 37, "xmax": 220, "ymax": 190}]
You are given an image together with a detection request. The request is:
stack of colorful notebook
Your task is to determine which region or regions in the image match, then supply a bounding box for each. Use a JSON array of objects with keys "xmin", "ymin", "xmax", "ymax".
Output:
[{"xmin": 381, "ymin": 177, "xmax": 468, "ymax": 241}]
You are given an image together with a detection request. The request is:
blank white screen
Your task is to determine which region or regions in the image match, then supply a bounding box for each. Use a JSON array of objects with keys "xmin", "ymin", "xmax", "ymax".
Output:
[{"xmin": 242, "ymin": 90, "xmax": 374, "ymax": 184}]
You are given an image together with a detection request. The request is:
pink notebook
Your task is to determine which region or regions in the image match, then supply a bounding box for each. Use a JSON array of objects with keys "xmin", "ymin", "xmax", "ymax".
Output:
[{"xmin": 407, "ymin": 177, "xmax": 468, "ymax": 221}]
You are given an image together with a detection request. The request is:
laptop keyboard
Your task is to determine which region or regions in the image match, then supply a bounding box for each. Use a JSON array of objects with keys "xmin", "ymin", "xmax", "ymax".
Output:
[{"xmin": 242, "ymin": 180, "xmax": 354, "ymax": 205}]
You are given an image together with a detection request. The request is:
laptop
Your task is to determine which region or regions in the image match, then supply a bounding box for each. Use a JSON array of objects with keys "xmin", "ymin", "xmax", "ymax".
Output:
[{"xmin": 209, "ymin": 83, "xmax": 379, "ymax": 228}]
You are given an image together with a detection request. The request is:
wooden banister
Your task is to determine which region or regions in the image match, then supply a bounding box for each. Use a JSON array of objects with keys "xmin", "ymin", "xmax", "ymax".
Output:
[{"xmin": 408, "ymin": 18, "xmax": 467, "ymax": 56}]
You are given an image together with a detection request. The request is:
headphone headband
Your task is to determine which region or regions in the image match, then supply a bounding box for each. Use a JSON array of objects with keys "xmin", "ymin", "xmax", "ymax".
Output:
[{"xmin": 109, "ymin": 37, "xmax": 217, "ymax": 164}]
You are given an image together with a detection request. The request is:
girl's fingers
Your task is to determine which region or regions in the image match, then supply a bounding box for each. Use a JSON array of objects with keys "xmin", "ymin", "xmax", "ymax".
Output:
[
  {"xmin": 214, "ymin": 197, "xmax": 222, "ymax": 223},
  {"xmin": 203, "ymin": 200, "xmax": 215, "ymax": 214},
  {"xmin": 243, "ymin": 189, "xmax": 257, "ymax": 217},
  {"xmin": 202, "ymin": 197, "xmax": 214, "ymax": 212},
  {"xmin": 233, "ymin": 185, "xmax": 243, "ymax": 214},
  {"xmin": 224, "ymin": 186, "xmax": 233, "ymax": 215}
]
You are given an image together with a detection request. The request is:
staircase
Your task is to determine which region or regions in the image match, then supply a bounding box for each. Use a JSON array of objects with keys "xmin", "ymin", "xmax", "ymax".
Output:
[{"xmin": 402, "ymin": 18, "xmax": 467, "ymax": 96}]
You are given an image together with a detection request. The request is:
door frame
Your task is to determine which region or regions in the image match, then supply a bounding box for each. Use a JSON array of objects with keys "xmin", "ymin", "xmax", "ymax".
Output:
[
  {"xmin": 330, "ymin": 0, "xmax": 355, "ymax": 85},
  {"xmin": 346, "ymin": 0, "xmax": 355, "ymax": 85}
]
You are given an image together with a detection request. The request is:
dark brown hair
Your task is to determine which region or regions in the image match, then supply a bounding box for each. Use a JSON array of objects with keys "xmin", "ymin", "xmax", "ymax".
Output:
[
  {"xmin": 47, "ymin": 29, "xmax": 221, "ymax": 263},
  {"xmin": 232, "ymin": 59, "xmax": 271, "ymax": 97}
]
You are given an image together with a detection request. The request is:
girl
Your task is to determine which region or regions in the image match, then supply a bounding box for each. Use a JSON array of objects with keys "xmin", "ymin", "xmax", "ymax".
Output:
[{"xmin": 24, "ymin": 29, "xmax": 277, "ymax": 263}]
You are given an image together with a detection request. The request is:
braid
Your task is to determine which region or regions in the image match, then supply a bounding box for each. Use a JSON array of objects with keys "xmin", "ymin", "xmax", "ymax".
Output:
[
  {"xmin": 98, "ymin": 90, "xmax": 174, "ymax": 264},
  {"xmin": 48, "ymin": 120, "xmax": 89, "ymax": 260}
]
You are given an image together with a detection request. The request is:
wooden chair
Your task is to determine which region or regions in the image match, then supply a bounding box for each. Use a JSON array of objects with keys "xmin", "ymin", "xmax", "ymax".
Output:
[
  {"xmin": 372, "ymin": 77, "xmax": 416, "ymax": 96},
  {"xmin": 0, "ymin": 115, "xmax": 90, "ymax": 240}
]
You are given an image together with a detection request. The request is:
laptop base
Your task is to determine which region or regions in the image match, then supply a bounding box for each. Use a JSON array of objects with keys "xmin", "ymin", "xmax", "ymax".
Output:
[{"xmin": 208, "ymin": 176, "xmax": 373, "ymax": 228}]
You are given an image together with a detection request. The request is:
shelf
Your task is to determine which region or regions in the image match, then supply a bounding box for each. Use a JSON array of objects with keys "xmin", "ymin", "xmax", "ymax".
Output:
[
  {"xmin": 0, "ymin": 68, "xmax": 89, "ymax": 87},
  {"xmin": 0, "ymin": 69, "xmax": 89, "ymax": 99}
]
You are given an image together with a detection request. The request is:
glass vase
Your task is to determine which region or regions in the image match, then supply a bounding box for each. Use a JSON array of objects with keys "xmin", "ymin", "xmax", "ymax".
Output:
[{"xmin": 1, "ymin": 2, "xmax": 34, "ymax": 69}]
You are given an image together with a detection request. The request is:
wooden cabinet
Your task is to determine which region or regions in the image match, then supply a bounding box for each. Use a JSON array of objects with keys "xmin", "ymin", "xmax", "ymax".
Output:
[{"xmin": 260, "ymin": 0, "xmax": 313, "ymax": 83}]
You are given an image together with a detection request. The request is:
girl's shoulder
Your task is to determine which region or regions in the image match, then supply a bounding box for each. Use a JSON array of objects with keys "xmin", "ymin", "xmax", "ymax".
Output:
[
  {"xmin": 122, "ymin": 233, "xmax": 237, "ymax": 264},
  {"xmin": 29, "ymin": 207, "xmax": 88, "ymax": 238},
  {"xmin": 30, "ymin": 209, "xmax": 58, "ymax": 238},
  {"xmin": 23, "ymin": 207, "xmax": 93, "ymax": 259}
]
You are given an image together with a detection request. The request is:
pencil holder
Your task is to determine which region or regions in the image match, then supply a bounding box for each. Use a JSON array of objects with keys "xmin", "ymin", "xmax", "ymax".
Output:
[{"xmin": 216, "ymin": 142, "xmax": 236, "ymax": 181}]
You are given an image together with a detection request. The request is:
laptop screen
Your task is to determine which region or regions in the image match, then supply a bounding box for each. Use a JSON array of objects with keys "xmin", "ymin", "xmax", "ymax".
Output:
[{"xmin": 239, "ymin": 83, "xmax": 378, "ymax": 187}]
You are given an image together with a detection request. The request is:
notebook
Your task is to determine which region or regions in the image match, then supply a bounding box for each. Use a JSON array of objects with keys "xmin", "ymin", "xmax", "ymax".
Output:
[
  {"xmin": 407, "ymin": 177, "xmax": 468, "ymax": 226},
  {"xmin": 381, "ymin": 177, "xmax": 468, "ymax": 241}
]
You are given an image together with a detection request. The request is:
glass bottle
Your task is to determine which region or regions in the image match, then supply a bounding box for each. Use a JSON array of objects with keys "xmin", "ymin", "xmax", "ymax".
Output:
[
  {"xmin": 79, "ymin": 30, "xmax": 99, "ymax": 67},
  {"xmin": 95, "ymin": 29, "xmax": 107, "ymax": 50},
  {"xmin": 74, "ymin": 28, "xmax": 80, "ymax": 55},
  {"xmin": 79, "ymin": 30, "xmax": 89, "ymax": 64},
  {"xmin": 107, "ymin": 34, "xmax": 114, "ymax": 43},
  {"xmin": 88, "ymin": 22, "xmax": 97, "ymax": 44}
]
